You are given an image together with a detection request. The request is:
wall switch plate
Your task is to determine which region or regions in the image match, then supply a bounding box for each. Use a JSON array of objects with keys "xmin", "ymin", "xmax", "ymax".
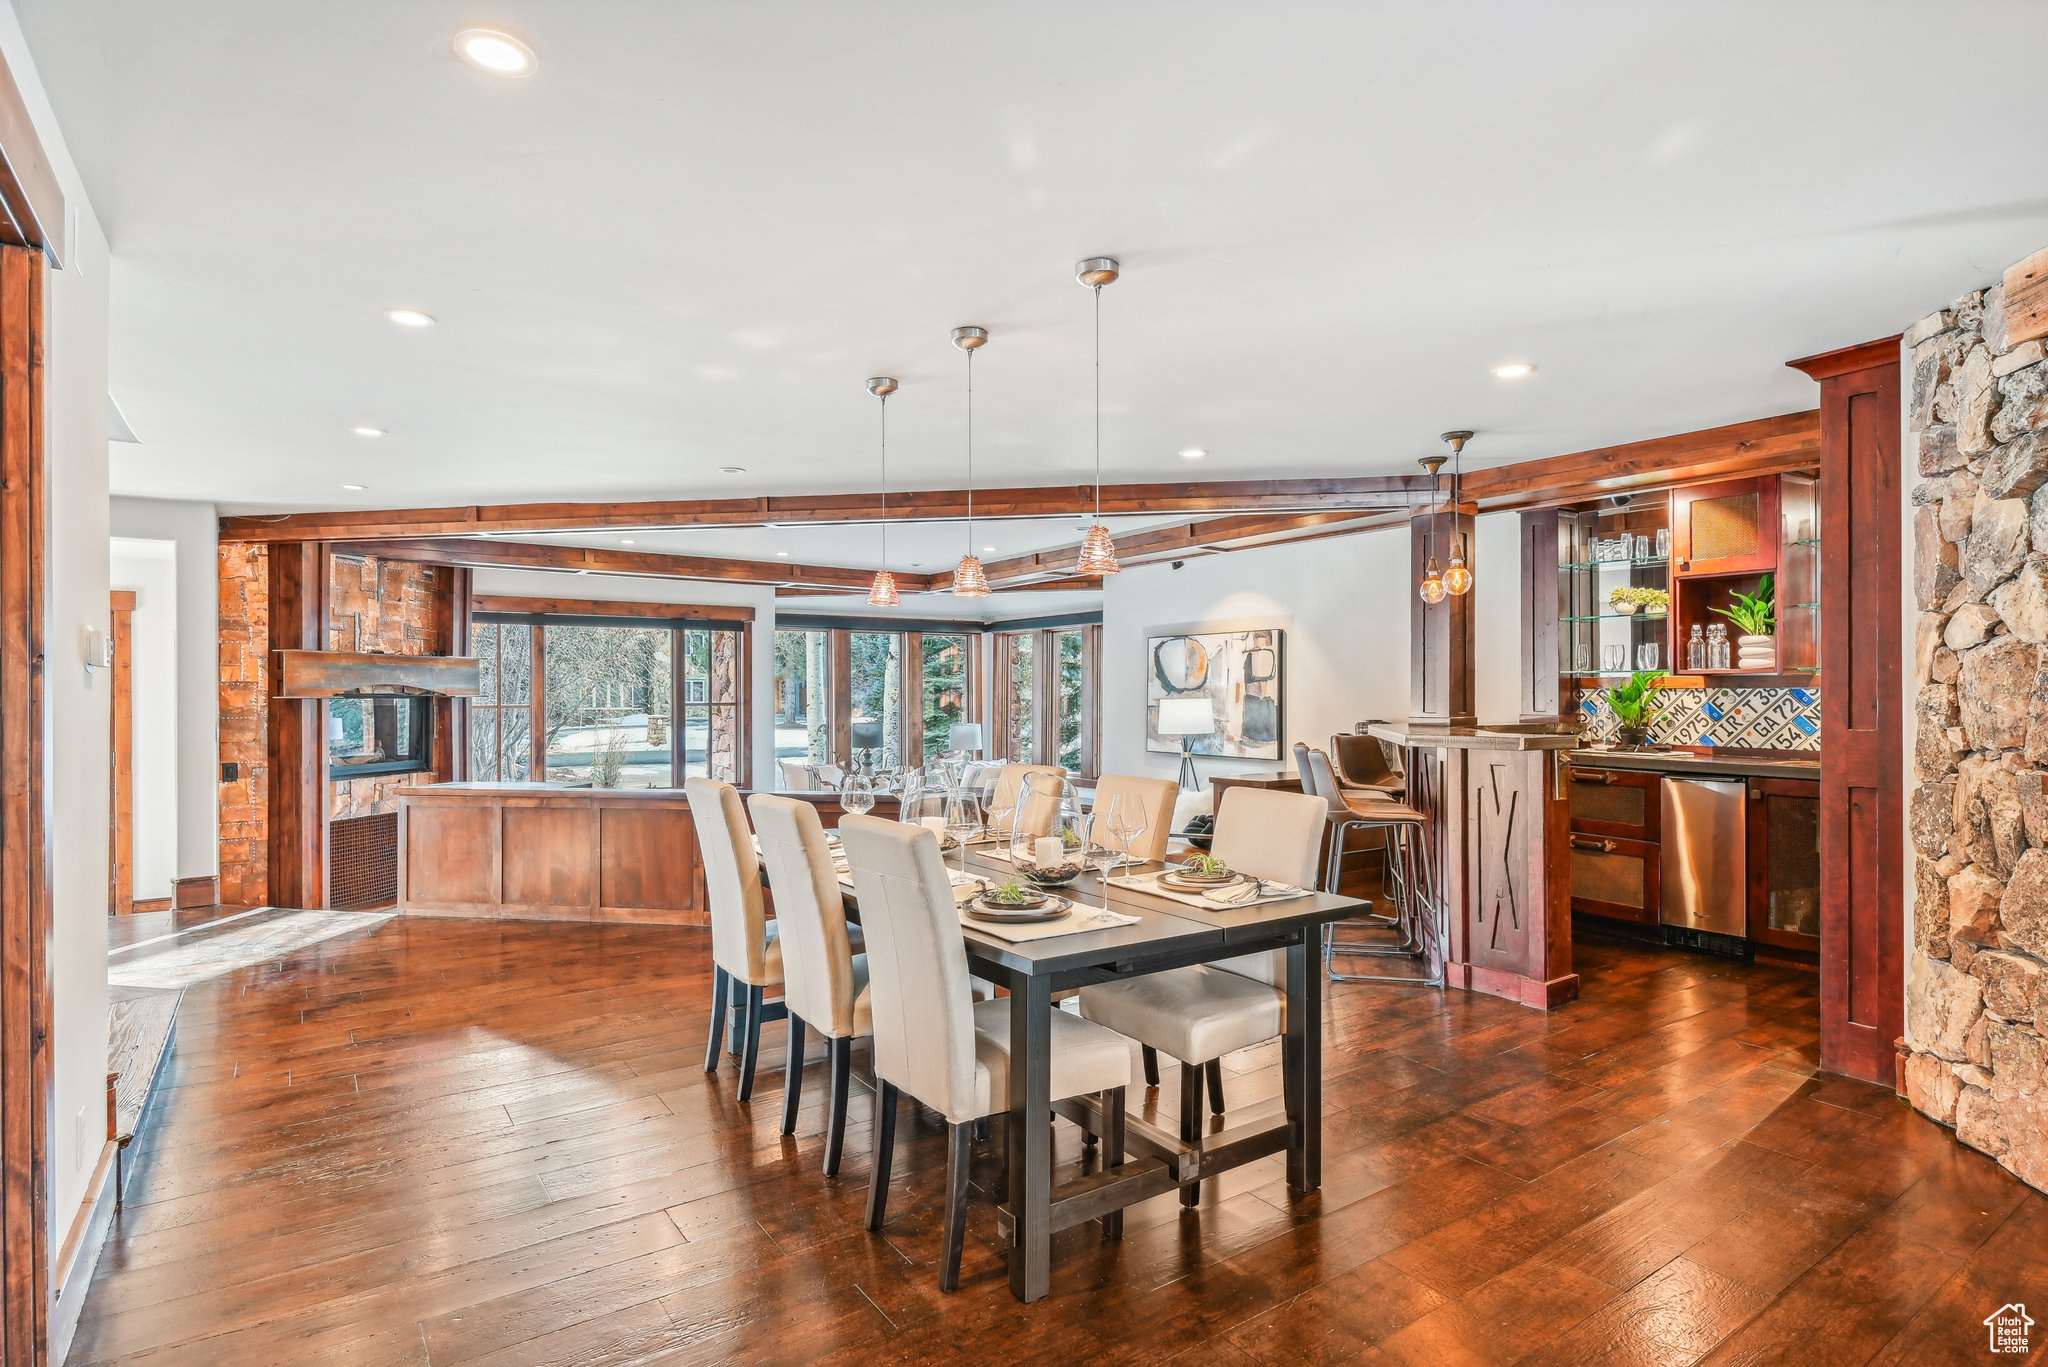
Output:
[{"xmin": 221, "ymin": 761, "xmax": 240, "ymax": 783}]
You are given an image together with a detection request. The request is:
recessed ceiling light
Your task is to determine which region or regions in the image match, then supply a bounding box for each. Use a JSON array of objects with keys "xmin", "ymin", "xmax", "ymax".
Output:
[
  {"xmin": 775, "ymin": 550, "xmax": 790, "ymax": 558},
  {"xmin": 350, "ymin": 425, "xmax": 386, "ymax": 438},
  {"xmin": 454, "ymin": 28, "xmax": 538, "ymax": 77},
  {"xmin": 1179, "ymin": 447, "xmax": 1207, "ymax": 460},
  {"xmin": 983, "ymin": 545, "xmax": 997, "ymax": 554},
  {"xmin": 720, "ymin": 466, "xmax": 746, "ymax": 475},
  {"xmin": 619, "ymin": 538, "xmax": 636, "ymax": 546},
  {"xmin": 340, "ymin": 483, "xmax": 367, "ymax": 492},
  {"xmin": 384, "ymin": 307, "xmax": 436, "ymax": 329},
  {"xmin": 1490, "ymin": 362, "xmax": 1535, "ymax": 380}
]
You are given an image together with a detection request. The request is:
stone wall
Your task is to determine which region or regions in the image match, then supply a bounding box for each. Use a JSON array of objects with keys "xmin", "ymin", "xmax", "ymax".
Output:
[
  {"xmin": 328, "ymin": 553, "xmax": 451, "ymax": 819},
  {"xmin": 1903, "ymin": 274, "xmax": 2048, "ymax": 1193}
]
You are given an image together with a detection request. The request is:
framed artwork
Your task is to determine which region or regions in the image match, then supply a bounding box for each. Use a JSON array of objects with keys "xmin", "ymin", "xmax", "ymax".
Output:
[{"xmin": 1145, "ymin": 627, "xmax": 1283, "ymax": 760}]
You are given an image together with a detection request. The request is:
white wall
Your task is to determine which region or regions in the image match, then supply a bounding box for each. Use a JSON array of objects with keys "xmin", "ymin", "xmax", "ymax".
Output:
[
  {"xmin": 1102, "ymin": 520, "xmax": 1530, "ymax": 783},
  {"xmin": 1102, "ymin": 529, "xmax": 1413, "ymax": 783},
  {"xmin": 108, "ymin": 539, "xmax": 176, "ymax": 900},
  {"xmin": 109, "ymin": 497, "xmax": 217, "ymax": 882},
  {"xmin": 0, "ymin": 0, "xmax": 112, "ymax": 1346},
  {"xmin": 468, "ymin": 568, "xmax": 779, "ymax": 788}
]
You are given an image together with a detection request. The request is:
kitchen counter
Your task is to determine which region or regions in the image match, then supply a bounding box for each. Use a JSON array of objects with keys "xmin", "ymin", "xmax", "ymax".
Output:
[
  {"xmin": 1567, "ymin": 747, "xmax": 1819, "ymax": 782},
  {"xmin": 1365, "ymin": 721, "xmax": 1580, "ymax": 752}
]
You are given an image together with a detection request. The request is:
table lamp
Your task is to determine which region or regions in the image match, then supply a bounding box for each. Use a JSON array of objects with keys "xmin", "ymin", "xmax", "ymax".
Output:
[
  {"xmin": 946, "ymin": 722, "xmax": 984, "ymax": 756},
  {"xmin": 1156, "ymin": 698, "xmax": 1217, "ymax": 790}
]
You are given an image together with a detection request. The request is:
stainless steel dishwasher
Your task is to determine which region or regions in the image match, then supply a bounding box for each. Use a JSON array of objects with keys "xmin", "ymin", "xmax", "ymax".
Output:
[{"xmin": 1659, "ymin": 776, "xmax": 1747, "ymax": 937}]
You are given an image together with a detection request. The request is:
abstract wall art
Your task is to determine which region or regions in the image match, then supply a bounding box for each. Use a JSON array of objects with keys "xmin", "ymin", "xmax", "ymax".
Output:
[{"xmin": 1145, "ymin": 627, "xmax": 1284, "ymax": 760}]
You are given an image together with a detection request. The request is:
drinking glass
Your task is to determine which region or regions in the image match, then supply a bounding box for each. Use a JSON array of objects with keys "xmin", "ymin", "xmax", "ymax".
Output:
[
  {"xmin": 840, "ymin": 771, "xmax": 875, "ymax": 817},
  {"xmin": 1601, "ymin": 644, "xmax": 1626, "ymax": 673},
  {"xmin": 1085, "ymin": 794, "xmax": 1123, "ymax": 881},
  {"xmin": 1109, "ymin": 794, "xmax": 1150, "ymax": 877},
  {"xmin": 1573, "ymin": 642, "xmax": 1592, "ymax": 673},
  {"xmin": 1637, "ymin": 644, "xmax": 1659, "ymax": 670},
  {"xmin": 1634, "ymin": 534, "xmax": 1651, "ymax": 560},
  {"xmin": 1655, "ymin": 527, "xmax": 1671, "ymax": 559}
]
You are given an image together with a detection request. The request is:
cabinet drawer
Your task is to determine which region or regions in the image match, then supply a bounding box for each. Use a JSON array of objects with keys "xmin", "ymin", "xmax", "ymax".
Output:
[
  {"xmin": 1569, "ymin": 833, "xmax": 1661, "ymax": 926},
  {"xmin": 1567, "ymin": 767, "xmax": 1662, "ymax": 841}
]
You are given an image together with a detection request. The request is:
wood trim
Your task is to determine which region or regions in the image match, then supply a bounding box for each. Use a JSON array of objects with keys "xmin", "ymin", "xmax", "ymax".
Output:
[
  {"xmin": 0, "ymin": 56, "xmax": 66, "ymax": 266},
  {"xmin": 471, "ymin": 595, "xmax": 756, "ymax": 623},
  {"xmin": 1518, "ymin": 510, "xmax": 1564, "ymax": 722},
  {"xmin": 1789, "ymin": 339, "xmax": 1904, "ymax": 1087},
  {"xmin": 2006, "ymin": 247, "xmax": 2048, "ymax": 350},
  {"xmin": 172, "ymin": 875, "xmax": 218, "ymax": 910},
  {"xmin": 828, "ymin": 630, "xmax": 852, "ymax": 768},
  {"xmin": 109, "ymin": 592, "xmax": 134, "ymax": 915},
  {"xmin": 332, "ymin": 537, "xmax": 873, "ymax": 590},
  {"xmin": 446, "ymin": 567, "xmax": 473, "ymax": 783},
  {"xmin": 1786, "ymin": 337, "xmax": 1903, "ymax": 383},
  {"xmin": 0, "ymin": 243, "xmax": 48, "ymax": 1367},
  {"xmin": 1411, "ymin": 503, "xmax": 1476, "ymax": 727},
  {"xmin": 902, "ymin": 632, "xmax": 924, "ymax": 768}
]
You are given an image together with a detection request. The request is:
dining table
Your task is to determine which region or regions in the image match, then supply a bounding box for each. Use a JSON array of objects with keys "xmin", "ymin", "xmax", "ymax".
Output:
[{"xmin": 823, "ymin": 838, "xmax": 1371, "ymax": 1303}]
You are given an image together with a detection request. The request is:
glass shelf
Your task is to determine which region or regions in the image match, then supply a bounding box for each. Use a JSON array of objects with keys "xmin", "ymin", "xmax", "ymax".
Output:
[
  {"xmin": 1784, "ymin": 602, "xmax": 1819, "ymax": 610},
  {"xmin": 1790, "ymin": 538, "xmax": 1821, "ymax": 547},
  {"xmin": 1562, "ymin": 613, "xmax": 1672, "ymax": 623},
  {"xmin": 1559, "ymin": 557, "xmax": 1669, "ymax": 571}
]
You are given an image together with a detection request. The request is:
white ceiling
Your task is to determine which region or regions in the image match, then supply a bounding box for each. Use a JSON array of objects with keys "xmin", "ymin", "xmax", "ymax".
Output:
[{"xmin": 19, "ymin": 1, "xmax": 2048, "ymax": 519}]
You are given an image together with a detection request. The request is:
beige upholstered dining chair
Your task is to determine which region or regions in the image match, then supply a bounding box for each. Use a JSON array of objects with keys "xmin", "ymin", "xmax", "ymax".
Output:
[
  {"xmin": 838, "ymin": 813, "xmax": 1132, "ymax": 1291},
  {"xmin": 688, "ymin": 778, "xmax": 785, "ymax": 1103},
  {"xmin": 1089, "ymin": 774, "xmax": 1179, "ymax": 865},
  {"xmin": 987, "ymin": 763, "xmax": 1063, "ymax": 837},
  {"xmin": 749, "ymin": 794, "xmax": 871, "ymax": 1177},
  {"xmin": 1079, "ymin": 786, "xmax": 1325, "ymax": 1207}
]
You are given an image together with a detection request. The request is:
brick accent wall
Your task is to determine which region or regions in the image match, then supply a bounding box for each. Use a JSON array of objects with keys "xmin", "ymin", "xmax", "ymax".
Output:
[
  {"xmin": 329, "ymin": 553, "xmax": 451, "ymax": 820},
  {"xmin": 218, "ymin": 541, "xmax": 271, "ymax": 906}
]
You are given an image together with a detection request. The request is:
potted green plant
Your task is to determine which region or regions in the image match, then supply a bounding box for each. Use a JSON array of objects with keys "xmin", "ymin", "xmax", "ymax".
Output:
[
  {"xmin": 1607, "ymin": 669, "xmax": 1664, "ymax": 747},
  {"xmin": 1607, "ymin": 585, "xmax": 1670, "ymax": 617},
  {"xmin": 1711, "ymin": 574, "xmax": 1776, "ymax": 670}
]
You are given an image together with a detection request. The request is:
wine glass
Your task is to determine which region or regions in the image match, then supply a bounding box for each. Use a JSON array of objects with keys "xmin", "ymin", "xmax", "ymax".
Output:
[
  {"xmin": 841, "ymin": 770, "xmax": 875, "ymax": 817},
  {"xmin": 945, "ymin": 789, "xmax": 984, "ymax": 864},
  {"xmin": 1109, "ymin": 795, "xmax": 1149, "ymax": 878},
  {"xmin": 1084, "ymin": 795, "xmax": 1122, "ymax": 884}
]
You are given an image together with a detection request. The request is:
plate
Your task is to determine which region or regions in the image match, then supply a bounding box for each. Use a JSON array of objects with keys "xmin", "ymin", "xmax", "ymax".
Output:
[
  {"xmin": 1159, "ymin": 869, "xmax": 1251, "ymax": 893},
  {"xmin": 965, "ymin": 894, "xmax": 1072, "ymax": 923},
  {"xmin": 971, "ymin": 885, "xmax": 1050, "ymax": 910}
]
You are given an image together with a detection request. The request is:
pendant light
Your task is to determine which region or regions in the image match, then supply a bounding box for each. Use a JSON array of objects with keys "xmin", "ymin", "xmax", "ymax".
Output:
[
  {"xmin": 1440, "ymin": 430, "xmax": 1475, "ymax": 596},
  {"xmin": 1417, "ymin": 454, "xmax": 1447, "ymax": 605},
  {"xmin": 865, "ymin": 376, "xmax": 900, "ymax": 607},
  {"xmin": 1074, "ymin": 256, "xmax": 1122, "ymax": 576},
  {"xmin": 951, "ymin": 326, "xmax": 991, "ymax": 597}
]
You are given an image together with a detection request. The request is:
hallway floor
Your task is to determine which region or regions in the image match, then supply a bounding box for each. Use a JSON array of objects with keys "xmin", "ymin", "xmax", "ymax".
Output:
[{"xmin": 66, "ymin": 919, "xmax": 2048, "ymax": 1366}]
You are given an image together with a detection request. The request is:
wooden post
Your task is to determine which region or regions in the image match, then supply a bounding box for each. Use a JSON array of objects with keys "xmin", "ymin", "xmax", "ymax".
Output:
[
  {"xmin": 1410, "ymin": 501, "xmax": 1477, "ymax": 727},
  {"xmin": 1518, "ymin": 510, "xmax": 1567, "ymax": 722},
  {"xmin": 1788, "ymin": 336, "xmax": 1903, "ymax": 1088},
  {"xmin": 267, "ymin": 542, "xmax": 330, "ymax": 909}
]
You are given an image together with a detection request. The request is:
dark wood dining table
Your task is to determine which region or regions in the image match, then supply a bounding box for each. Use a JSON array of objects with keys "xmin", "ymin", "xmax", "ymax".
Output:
[{"xmin": 833, "ymin": 845, "xmax": 1370, "ymax": 1303}]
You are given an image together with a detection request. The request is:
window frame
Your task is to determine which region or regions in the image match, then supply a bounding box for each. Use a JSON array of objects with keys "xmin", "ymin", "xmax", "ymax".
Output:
[
  {"xmin": 992, "ymin": 623, "xmax": 1100, "ymax": 778},
  {"xmin": 770, "ymin": 621, "xmax": 988, "ymax": 774}
]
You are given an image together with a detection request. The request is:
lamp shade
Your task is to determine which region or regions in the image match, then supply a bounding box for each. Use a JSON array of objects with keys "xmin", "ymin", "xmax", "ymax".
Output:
[
  {"xmin": 946, "ymin": 723, "xmax": 985, "ymax": 753},
  {"xmin": 1156, "ymin": 698, "xmax": 1217, "ymax": 737}
]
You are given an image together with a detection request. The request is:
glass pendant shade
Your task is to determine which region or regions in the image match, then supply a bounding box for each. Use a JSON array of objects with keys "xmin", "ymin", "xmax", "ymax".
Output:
[
  {"xmin": 952, "ymin": 554, "xmax": 991, "ymax": 597},
  {"xmin": 1419, "ymin": 559, "xmax": 1446, "ymax": 605},
  {"xmin": 1443, "ymin": 556, "xmax": 1473, "ymax": 596},
  {"xmin": 867, "ymin": 569, "xmax": 900, "ymax": 607},
  {"xmin": 1075, "ymin": 523, "xmax": 1121, "ymax": 576}
]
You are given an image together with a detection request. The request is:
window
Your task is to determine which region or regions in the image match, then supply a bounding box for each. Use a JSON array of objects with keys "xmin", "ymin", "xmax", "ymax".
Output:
[
  {"xmin": 469, "ymin": 621, "xmax": 533, "ymax": 781},
  {"xmin": 994, "ymin": 623, "xmax": 1100, "ymax": 777},
  {"xmin": 773, "ymin": 629, "xmax": 832, "ymax": 763},
  {"xmin": 470, "ymin": 606, "xmax": 748, "ymax": 788},
  {"xmin": 922, "ymin": 634, "xmax": 970, "ymax": 752},
  {"xmin": 848, "ymin": 632, "xmax": 903, "ymax": 767},
  {"xmin": 1004, "ymin": 632, "xmax": 1035, "ymax": 761}
]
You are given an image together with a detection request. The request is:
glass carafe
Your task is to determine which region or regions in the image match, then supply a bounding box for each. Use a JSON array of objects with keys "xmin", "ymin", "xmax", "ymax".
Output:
[
  {"xmin": 1687, "ymin": 625, "xmax": 1705, "ymax": 671},
  {"xmin": 1010, "ymin": 772, "xmax": 1085, "ymax": 886}
]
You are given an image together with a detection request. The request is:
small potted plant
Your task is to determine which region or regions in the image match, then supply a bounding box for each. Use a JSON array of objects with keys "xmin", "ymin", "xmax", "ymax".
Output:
[
  {"xmin": 1607, "ymin": 669, "xmax": 1664, "ymax": 747},
  {"xmin": 1608, "ymin": 586, "xmax": 1669, "ymax": 617},
  {"xmin": 1711, "ymin": 574, "xmax": 1776, "ymax": 670}
]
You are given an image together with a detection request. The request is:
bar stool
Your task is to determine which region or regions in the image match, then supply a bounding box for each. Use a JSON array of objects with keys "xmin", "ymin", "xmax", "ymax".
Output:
[{"xmin": 1295, "ymin": 746, "xmax": 1442, "ymax": 987}]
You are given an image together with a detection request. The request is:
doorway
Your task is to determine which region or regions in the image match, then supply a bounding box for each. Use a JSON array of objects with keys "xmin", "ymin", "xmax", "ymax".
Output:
[{"xmin": 108, "ymin": 538, "xmax": 180, "ymax": 916}]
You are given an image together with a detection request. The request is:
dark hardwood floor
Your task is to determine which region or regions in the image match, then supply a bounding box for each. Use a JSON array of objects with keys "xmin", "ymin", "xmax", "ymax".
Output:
[{"xmin": 69, "ymin": 917, "xmax": 2046, "ymax": 1366}]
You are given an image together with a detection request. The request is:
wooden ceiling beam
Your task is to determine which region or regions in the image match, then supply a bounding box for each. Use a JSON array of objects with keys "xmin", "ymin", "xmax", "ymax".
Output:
[
  {"xmin": 217, "ymin": 475, "xmax": 1431, "ymax": 543},
  {"xmin": 324, "ymin": 537, "xmax": 878, "ymax": 590}
]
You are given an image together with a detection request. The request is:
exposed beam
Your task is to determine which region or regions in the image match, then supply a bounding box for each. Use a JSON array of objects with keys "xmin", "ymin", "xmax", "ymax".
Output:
[
  {"xmin": 323, "ymin": 537, "xmax": 879, "ymax": 591},
  {"xmin": 218, "ymin": 475, "xmax": 1431, "ymax": 543},
  {"xmin": 2004, "ymin": 245, "xmax": 2048, "ymax": 349},
  {"xmin": 0, "ymin": 49, "xmax": 67, "ymax": 265}
]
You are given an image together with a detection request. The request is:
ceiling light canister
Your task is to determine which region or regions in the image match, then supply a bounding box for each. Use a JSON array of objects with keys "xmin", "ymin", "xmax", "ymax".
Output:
[{"xmin": 455, "ymin": 28, "xmax": 538, "ymax": 76}]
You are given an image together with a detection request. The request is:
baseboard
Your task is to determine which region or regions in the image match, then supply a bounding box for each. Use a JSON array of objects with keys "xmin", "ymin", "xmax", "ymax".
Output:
[
  {"xmin": 49, "ymin": 1140, "xmax": 117, "ymax": 1366},
  {"xmin": 130, "ymin": 896, "xmax": 172, "ymax": 914},
  {"xmin": 172, "ymin": 875, "xmax": 218, "ymax": 909}
]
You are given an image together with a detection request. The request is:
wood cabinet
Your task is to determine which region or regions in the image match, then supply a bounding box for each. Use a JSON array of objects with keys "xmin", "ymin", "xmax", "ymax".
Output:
[
  {"xmin": 1668, "ymin": 473, "xmax": 1820, "ymax": 681},
  {"xmin": 1671, "ymin": 477, "xmax": 1782, "ymax": 576},
  {"xmin": 1566, "ymin": 765, "xmax": 1660, "ymax": 926},
  {"xmin": 1745, "ymin": 776, "xmax": 1820, "ymax": 959}
]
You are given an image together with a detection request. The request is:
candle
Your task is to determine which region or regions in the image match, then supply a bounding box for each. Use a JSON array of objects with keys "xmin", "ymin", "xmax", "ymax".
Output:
[
  {"xmin": 920, "ymin": 816, "xmax": 948, "ymax": 839},
  {"xmin": 1034, "ymin": 837, "xmax": 1063, "ymax": 871}
]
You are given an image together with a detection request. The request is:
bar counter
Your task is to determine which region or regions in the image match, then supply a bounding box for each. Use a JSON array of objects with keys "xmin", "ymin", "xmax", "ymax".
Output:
[
  {"xmin": 396, "ymin": 782, "xmax": 889, "ymax": 926},
  {"xmin": 1368, "ymin": 721, "xmax": 1581, "ymax": 1009}
]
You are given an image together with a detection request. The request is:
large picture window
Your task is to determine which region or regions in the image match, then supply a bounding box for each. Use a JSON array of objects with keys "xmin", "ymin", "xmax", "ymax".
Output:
[
  {"xmin": 469, "ymin": 602, "xmax": 749, "ymax": 788},
  {"xmin": 771, "ymin": 622, "xmax": 988, "ymax": 775},
  {"xmin": 773, "ymin": 629, "xmax": 832, "ymax": 764},
  {"xmin": 994, "ymin": 623, "xmax": 1100, "ymax": 777}
]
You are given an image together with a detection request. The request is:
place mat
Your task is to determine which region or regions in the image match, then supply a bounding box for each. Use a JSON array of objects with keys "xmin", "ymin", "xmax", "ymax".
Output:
[
  {"xmin": 958, "ymin": 901, "xmax": 1141, "ymax": 943},
  {"xmin": 834, "ymin": 863, "xmax": 981, "ymax": 905},
  {"xmin": 1109, "ymin": 868, "xmax": 1315, "ymax": 912}
]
